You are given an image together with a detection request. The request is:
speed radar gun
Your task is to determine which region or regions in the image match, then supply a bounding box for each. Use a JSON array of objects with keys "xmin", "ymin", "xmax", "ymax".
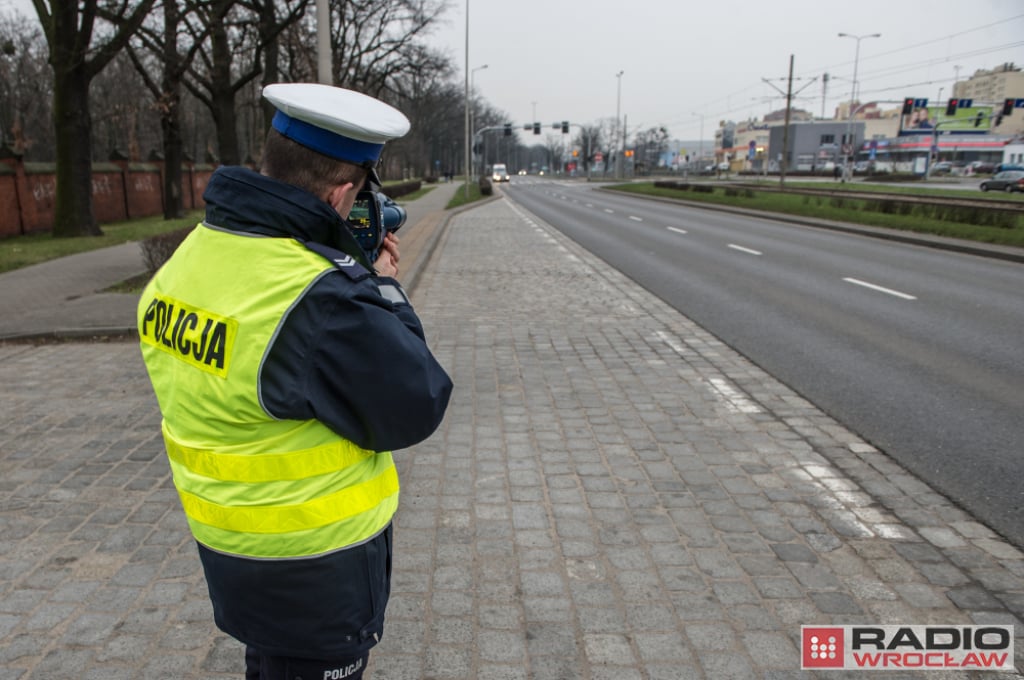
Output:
[{"xmin": 348, "ymin": 190, "xmax": 407, "ymax": 261}]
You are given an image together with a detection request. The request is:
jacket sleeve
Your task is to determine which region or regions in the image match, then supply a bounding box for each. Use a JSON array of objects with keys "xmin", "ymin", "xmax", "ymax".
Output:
[{"xmin": 260, "ymin": 273, "xmax": 452, "ymax": 452}]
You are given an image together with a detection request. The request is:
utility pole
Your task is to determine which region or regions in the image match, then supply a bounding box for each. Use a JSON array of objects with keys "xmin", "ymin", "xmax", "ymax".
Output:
[
  {"xmin": 315, "ymin": 0, "xmax": 330, "ymax": 84},
  {"xmin": 614, "ymin": 71, "xmax": 624, "ymax": 179},
  {"xmin": 781, "ymin": 56, "xmax": 793, "ymax": 188},
  {"xmin": 763, "ymin": 55, "xmax": 816, "ymax": 188}
]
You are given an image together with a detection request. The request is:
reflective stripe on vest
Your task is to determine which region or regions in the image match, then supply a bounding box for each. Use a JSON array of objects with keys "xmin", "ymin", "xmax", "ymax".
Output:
[{"xmin": 138, "ymin": 224, "xmax": 399, "ymax": 559}]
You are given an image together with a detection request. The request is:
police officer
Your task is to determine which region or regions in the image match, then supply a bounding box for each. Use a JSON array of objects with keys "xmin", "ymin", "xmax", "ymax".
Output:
[{"xmin": 137, "ymin": 83, "xmax": 453, "ymax": 679}]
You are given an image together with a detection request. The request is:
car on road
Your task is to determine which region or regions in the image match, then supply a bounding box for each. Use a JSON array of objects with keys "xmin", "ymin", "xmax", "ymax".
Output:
[
  {"xmin": 979, "ymin": 170, "xmax": 1024, "ymax": 193},
  {"xmin": 490, "ymin": 163, "xmax": 510, "ymax": 182}
]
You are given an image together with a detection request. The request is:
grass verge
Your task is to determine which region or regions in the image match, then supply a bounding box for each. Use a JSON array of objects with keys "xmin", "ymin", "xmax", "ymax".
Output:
[
  {"xmin": 1, "ymin": 210, "xmax": 204, "ymax": 275},
  {"xmin": 445, "ymin": 180, "xmax": 488, "ymax": 210},
  {"xmin": 609, "ymin": 183, "xmax": 1024, "ymax": 248},
  {"xmin": 0, "ymin": 176, "xmax": 436, "ymax": 277}
]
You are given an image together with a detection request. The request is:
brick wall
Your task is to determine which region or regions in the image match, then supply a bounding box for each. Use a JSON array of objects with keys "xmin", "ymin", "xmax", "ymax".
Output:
[{"xmin": 0, "ymin": 157, "xmax": 214, "ymax": 238}]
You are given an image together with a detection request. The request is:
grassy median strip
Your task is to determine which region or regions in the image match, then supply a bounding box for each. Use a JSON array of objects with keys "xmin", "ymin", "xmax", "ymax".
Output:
[{"xmin": 608, "ymin": 183, "xmax": 1024, "ymax": 248}]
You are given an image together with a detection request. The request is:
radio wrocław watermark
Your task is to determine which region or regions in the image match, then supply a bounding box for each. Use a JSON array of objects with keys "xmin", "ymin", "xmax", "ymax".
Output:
[{"xmin": 802, "ymin": 625, "xmax": 1015, "ymax": 671}]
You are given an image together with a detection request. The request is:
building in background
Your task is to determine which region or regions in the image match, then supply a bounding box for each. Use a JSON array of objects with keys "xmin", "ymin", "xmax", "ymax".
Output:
[{"xmin": 952, "ymin": 63, "xmax": 1024, "ymax": 135}]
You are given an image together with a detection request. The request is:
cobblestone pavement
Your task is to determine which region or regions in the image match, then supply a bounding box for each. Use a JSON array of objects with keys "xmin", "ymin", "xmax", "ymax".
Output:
[{"xmin": 0, "ymin": 196, "xmax": 1022, "ymax": 678}]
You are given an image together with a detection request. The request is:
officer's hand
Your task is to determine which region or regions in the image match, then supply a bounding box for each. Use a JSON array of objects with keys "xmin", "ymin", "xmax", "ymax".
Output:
[
  {"xmin": 380, "ymin": 232, "xmax": 400, "ymax": 263},
  {"xmin": 374, "ymin": 248, "xmax": 399, "ymax": 278}
]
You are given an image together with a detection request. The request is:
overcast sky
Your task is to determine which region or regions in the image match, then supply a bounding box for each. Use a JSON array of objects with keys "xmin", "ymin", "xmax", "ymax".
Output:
[
  {"xmin": 2, "ymin": 0, "xmax": 1021, "ymax": 142},
  {"xmin": 429, "ymin": 0, "xmax": 1024, "ymax": 140}
]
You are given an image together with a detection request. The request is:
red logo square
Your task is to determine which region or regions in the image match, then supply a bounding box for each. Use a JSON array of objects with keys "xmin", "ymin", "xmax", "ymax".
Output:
[{"xmin": 802, "ymin": 627, "xmax": 844, "ymax": 668}]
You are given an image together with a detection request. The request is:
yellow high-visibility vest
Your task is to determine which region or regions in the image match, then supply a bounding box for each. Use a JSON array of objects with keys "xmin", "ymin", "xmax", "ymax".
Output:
[{"xmin": 137, "ymin": 224, "xmax": 398, "ymax": 558}]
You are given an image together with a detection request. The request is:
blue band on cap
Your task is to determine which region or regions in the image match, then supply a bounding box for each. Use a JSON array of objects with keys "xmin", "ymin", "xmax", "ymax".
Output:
[{"xmin": 272, "ymin": 111, "xmax": 384, "ymax": 165}]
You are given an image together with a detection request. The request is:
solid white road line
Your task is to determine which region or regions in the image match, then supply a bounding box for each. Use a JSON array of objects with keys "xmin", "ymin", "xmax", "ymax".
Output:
[{"xmin": 843, "ymin": 277, "xmax": 917, "ymax": 300}]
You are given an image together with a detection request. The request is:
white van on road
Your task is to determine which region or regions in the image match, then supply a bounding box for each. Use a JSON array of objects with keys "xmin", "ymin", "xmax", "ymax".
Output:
[{"xmin": 490, "ymin": 164, "xmax": 510, "ymax": 182}]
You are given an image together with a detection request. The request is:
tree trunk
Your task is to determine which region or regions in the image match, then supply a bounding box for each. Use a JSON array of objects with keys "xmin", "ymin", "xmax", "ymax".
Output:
[
  {"xmin": 52, "ymin": 65, "xmax": 101, "ymax": 237},
  {"xmin": 162, "ymin": 100, "xmax": 185, "ymax": 219},
  {"xmin": 161, "ymin": 0, "xmax": 185, "ymax": 219},
  {"xmin": 210, "ymin": 16, "xmax": 239, "ymax": 165}
]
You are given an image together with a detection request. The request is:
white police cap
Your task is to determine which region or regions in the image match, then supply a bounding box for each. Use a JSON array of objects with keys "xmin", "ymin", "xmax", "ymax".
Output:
[{"xmin": 262, "ymin": 83, "xmax": 410, "ymax": 172}]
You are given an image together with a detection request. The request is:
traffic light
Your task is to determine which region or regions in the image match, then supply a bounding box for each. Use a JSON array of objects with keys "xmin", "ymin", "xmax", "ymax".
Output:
[
  {"xmin": 571, "ymin": 149, "xmax": 578, "ymax": 157},
  {"xmin": 902, "ymin": 97, "xmax": 914, "ymax": 115},
  {"xmin": 533, "ymin": 122, "xmax": 540, "ymax": 135},
  {"xmin": 974, "ymin": 111, "xmax": 984, "ymax": 128},
  {"xmin": 1003, "ymin": 98, "xmax": 1015, "ymax": 116},
  {"xmin": 561, "ymin": 121, "xmax": 569, "ymax": 134},
  {"xmin": 504, "ymin": 123, "xmax": 512, "ymax": 137},
  {"xmin": 945, "ymin": 98, "xmax": 958, "ymax": 116}
]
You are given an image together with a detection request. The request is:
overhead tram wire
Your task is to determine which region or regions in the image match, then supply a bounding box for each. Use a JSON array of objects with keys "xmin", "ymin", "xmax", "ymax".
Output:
[
  {"xmin": 637, "ymin": 15, "xmax": 1023, "ymax": 137},
  {"xmin": 795, "ymin": 13, "xmax": 1024, "ymax": 77},
  {"xmin": 855, "ymin": 41, "xmax": 1024, "ymax": 82},
  {"xmin": 792, "ymin": 14, "xmax": 1024, "ymax": 93}
]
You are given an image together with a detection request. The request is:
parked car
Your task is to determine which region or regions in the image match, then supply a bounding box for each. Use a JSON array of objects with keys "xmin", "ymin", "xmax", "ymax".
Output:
[
  {"xmin": 995, "ymin": 163, "xmax": 1024, "ymax": 173},
  {"xmin": 968, "ymin": 160, "xmax": 996, "ymax": 174},
  {"xmin": 979, "ymin": 170, "xmax": 1024, "ymax": 193},
  {"xmin": 930, "ymin": 161, "xmax": 953, "ymax": 174}
]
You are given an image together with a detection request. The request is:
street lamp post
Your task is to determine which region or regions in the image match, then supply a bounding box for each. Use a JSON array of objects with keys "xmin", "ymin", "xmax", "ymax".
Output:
[
  {"xmin": 838, "ymin": 32, "xmax": 880, "ymax": 182},
  {"xmin": 463, "ymin": 0, "xmax": 470, "ymax": 198},
  {"xmin": 615, "ymin": 70, "xmax": 624, "ymax": 178},
  {"xmin": 470, "ymin": 64, "xmax": 488, "ymax": 176},
  {"xmin": 691, "ymin": 112, "xmax": 704, "ymax": 172}
]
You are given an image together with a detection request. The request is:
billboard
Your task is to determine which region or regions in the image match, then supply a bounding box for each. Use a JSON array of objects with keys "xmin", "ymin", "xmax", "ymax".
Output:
[{"xmin": 899, "ymin": 104, "xmax": 994, "ymax": 135}]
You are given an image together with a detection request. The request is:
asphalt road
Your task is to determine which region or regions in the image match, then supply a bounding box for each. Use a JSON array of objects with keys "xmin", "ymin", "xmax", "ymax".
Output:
[{"xmin": 502, "ymin": 178, "xmax": 1024, "ymax": 549}]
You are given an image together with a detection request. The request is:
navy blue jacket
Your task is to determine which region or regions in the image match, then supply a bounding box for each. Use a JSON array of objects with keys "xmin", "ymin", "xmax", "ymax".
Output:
[{"xmin": 194, "ymin": 166, "xmax": 452, "ymax": 658}]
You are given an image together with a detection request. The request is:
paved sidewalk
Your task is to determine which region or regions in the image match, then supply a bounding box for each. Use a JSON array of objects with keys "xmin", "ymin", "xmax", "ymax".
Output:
[{"xmin": 0, "ymin": 188, "xmax": 1022, "ymax": 678}]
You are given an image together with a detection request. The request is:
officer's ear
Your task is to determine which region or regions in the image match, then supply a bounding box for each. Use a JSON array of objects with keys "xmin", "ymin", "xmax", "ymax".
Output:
[{"xmin": 325, "ymin": 182, "xmax": 357, "ymax": 215}]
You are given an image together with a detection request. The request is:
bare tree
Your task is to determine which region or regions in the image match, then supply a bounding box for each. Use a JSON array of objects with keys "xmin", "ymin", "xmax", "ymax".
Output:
[
  {"xmin": 0, "ymin": 15, "xmax": 53, "ymax": 159},
  {"xmin": 332, "ymin": 0, "xmax": 446, "ymax": 98},
  {"xmin": 91, "ymin": 52, "xmax": 160, "ymax": 161},
  {"xmin": 542, "ymin": 132, "xmax": 566, "ymax": 174},
  {"xmin": 574, "ymin": 124, "xmax": 602, "ymax": 174},
  {"xmin": 386, "ymin": 45, "xmax": 458, "ymax": 177},
  {"xmin": 31, "ymin": 0, "xmax": 155, "ymax": 237},
  {"xmin": 126, "ymin": 0, "xmax": 212, "ymax": 218},
  {"xmin": 179, "ymin": 0, "xmax": 307, "ymax": 166},
  {"xmin": 633, "ymin": 125, "xmax": 669, "ymax": 175},
  {"xmin": 271, "ymin": 0, "xmax": 454, "ymax": 177}
]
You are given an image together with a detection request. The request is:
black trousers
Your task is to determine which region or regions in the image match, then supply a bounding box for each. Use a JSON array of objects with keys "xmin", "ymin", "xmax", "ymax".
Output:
[{"xmin": 245, "ymin": 646, "xmax": 370, "ymax": 680}]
